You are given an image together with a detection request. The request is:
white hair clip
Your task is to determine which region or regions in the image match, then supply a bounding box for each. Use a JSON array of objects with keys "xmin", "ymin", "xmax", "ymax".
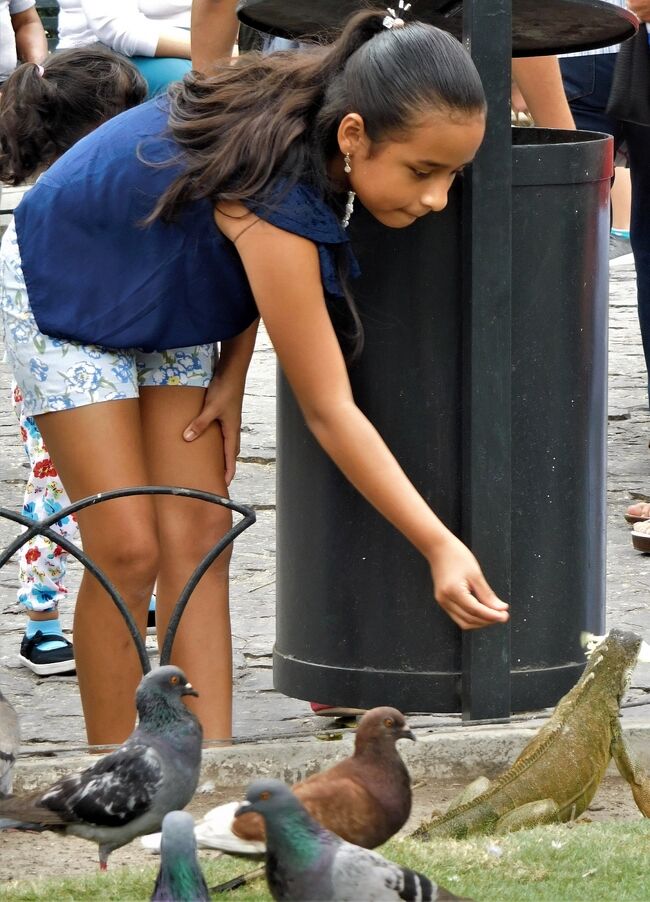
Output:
[{"xmin": 383, "ymin": 0, "xmax": 411, "ymax": 28}]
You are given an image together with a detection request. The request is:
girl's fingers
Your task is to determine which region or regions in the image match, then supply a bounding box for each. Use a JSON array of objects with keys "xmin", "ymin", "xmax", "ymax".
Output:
[
  {"xmin": 438, "ymin": 585, "xmax": 509, "ymax": 628},
  {"xmin": 470, "ymin": 572, "xmax": 510, "ymax": 613},
  {"xmin": 222, "ymin": 424, "xmax": 239, "ymax": 485},
  {"xmin": 182, "ymin": 409, "xmax": 214, "ymax": 442}
]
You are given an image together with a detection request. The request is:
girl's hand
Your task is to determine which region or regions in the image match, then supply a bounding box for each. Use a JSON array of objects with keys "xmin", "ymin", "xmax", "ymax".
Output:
[
  {"xmin": 183, "ymin": 375, "xmax": 244, "ymax": 485},
  {"xmin": 428, "ymin": 534, "xmax": 510, "ymax": 630}
]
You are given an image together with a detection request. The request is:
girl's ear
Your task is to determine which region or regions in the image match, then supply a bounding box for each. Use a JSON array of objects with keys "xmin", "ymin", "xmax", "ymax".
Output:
[{"xmin": 337, "ymin": 113, "xmax": 367, "ymax": 158}]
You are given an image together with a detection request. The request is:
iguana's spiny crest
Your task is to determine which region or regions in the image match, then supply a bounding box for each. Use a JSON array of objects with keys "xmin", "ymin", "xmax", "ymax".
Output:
[{"xmin": 580, "ymin": 629, "xmax": 650, "ymax": 701}]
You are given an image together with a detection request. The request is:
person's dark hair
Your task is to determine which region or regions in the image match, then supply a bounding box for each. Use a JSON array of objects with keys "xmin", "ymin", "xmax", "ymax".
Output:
[
  {"xmin": 154, "ymin": 9, "xmax": 486, "ymax": 356},
  {"xmin": 0, "ymin": 47, "xmax": 147, "ymax": 186}
]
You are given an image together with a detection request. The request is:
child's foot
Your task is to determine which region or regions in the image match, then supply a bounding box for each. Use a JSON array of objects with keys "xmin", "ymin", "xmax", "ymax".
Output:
[
  {"xmin": 19, "ymin": 630, "xmax": 75, "ymax": 676},
  {"xmin": 310, "ymin": 702, "xmax": 367, "ymax": 717}
]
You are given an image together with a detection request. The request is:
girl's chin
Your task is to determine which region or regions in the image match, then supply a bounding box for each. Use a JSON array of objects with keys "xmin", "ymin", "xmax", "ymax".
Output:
[{"xmin": 369, "ymin": 209, "xmax": 419, "ymax": 229}]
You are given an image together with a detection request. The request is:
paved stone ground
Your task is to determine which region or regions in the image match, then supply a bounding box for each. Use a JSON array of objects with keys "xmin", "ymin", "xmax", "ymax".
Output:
[{"xmin": 0, "ymin": 249, "xmax": 648, "ymax": 757}]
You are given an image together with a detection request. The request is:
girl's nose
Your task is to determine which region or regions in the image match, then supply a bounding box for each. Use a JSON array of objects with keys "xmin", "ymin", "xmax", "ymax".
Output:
[{"xmin": 421, "ymin": 183, "xmax": 449, "ymax": 213}]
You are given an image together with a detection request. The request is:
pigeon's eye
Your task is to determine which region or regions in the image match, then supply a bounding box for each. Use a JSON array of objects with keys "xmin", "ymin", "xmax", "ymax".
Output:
[
  {"xmin": 383, "ymin": 718, "xmax": 394, "ymax": 728},
  {"xmin": 170, "ymin": 675, "xmax": 180, "ymax": 685},
  {"xmin": 260, "ymin": 791, "xmax": 272, "ymax": 801}
]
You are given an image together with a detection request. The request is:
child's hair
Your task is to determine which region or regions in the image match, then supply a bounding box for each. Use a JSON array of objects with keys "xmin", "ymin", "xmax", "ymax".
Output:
[
  {"xmin": 0, "ymin": 47, "xmax": 147, "ymax": 186},
  {"xmin": 154, "ymin": 8, "xmax": 487, "ymax": 356}
]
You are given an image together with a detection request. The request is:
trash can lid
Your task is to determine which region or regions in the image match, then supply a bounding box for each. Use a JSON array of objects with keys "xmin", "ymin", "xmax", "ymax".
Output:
[{"xmin": 236, "ymin": 0, "xmax": 637, "ymax": 57}]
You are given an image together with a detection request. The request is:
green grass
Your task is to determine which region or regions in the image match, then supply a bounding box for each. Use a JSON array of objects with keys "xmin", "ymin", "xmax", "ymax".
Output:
[{"xmin": 1, "ymin": 821, "xmax": 649, "ymax": 901}]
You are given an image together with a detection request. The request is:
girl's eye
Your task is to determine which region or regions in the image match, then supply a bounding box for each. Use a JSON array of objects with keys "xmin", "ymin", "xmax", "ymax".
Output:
[{"xmin": 411, "ymin": 169, "xmax": 430, "ymax": 180}]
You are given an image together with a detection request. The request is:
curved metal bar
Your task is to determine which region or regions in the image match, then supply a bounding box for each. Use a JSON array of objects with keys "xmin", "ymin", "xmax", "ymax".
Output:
[
  {"xmin": 0, "ymin": 486, "xmax": 256, "ymax": 676},
  {"xmin": 159, "ymin": 509, "xmax": 256, "ymax": 664},
  {"xmin": 0, "ymin": 508, "xmax": 151, "ymax": 674}
]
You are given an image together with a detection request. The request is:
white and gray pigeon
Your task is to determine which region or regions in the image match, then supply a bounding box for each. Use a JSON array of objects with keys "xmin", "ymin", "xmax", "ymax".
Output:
[
  {"xmin": 151, "ymin": 810, "xmax": 210, "ymax": 902},
  {"xmin": 0, "ymin": 687, "xmax": 19, "ymax": 798},
  {"xmin": 237, "ymin": 779, "xmax": 472, "ymax": 902},
  {"xmin": 0, "ymin": 666, "xmax": 203, "ymax": 868}
]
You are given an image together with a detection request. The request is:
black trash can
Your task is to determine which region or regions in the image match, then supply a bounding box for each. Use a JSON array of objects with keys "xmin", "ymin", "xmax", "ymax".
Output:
[{"xmin": 274, "ymin": 127, "xmax": 612, "ymax": 712}]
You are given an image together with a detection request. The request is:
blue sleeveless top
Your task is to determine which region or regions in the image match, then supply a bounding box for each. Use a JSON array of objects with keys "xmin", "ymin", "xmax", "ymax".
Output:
[{"xmin": 14, "ymin": 98, "xmax": 360, "ymax": 352}]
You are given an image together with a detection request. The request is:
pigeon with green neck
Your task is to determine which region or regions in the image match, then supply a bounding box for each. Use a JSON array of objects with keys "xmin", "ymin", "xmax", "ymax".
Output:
[{"xmin": 236, "ymin": 779, "xmax": 471, "ymax": 901}]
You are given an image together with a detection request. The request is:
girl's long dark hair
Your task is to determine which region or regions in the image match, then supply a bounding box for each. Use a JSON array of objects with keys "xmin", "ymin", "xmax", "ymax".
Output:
[
  {"xmin": 153, "ymin": 9, "xmax": 487, "ymax": 357},
  {"xmin": 0, "ymin": 47, "xmax": 146, "ymax": 186}
]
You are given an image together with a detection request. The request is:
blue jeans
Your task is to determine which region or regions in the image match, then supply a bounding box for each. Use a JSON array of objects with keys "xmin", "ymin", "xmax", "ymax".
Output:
[{"xmin": 561, "ymin": 54, "xmax": 650, "ymax": 401}]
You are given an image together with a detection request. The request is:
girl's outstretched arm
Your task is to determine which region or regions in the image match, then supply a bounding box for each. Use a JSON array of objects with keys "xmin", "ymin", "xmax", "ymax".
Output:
[{"xmin": 219, "ymin": 207, "xmax": 509, "ymax": 630}]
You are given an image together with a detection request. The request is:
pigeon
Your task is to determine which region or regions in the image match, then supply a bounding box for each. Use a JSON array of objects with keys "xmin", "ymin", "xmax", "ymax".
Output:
[
  {"xmin": 236, "ymin": 779, "xmax": 471, "ymax": 901},
  {"xmin": 151, "ymin": 810, "xmax": 210, "ymax": 902},
  {"xmin": 0, "ymin": 688, "xmax": 19, "ymax": 798},
  {"xmin": 0, "ymin": 665, "xmax": 202, "ymax": 868},
  {"xmin": 179, "ymin": 706, "xmax": 414, "ymax": 857}
]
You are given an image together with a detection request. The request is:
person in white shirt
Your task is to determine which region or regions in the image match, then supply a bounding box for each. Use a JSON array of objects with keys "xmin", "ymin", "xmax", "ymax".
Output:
[
  {"xmin": 0, "ymin": 0, "xmax": 47, "ymax": 83},
  {"xmin": 57, "ymin": 0, "xmax": 192, "ymax": 95}
]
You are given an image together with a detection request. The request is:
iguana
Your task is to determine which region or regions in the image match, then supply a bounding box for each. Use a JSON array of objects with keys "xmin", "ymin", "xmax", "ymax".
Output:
[{"xmin": 413, "ymin": 629, "xmax": 650, "ymax": 839}]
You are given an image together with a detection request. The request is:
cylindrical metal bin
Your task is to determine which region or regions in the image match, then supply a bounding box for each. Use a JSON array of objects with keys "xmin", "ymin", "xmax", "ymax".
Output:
[{"xmin": 274, "ymin": 128, "xmax": 612, "ymax": 712}]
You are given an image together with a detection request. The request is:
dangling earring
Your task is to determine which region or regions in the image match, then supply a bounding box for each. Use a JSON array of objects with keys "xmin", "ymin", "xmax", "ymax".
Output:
[{"xmin": 341, "ymin": 153, "xmax": 356, "ymax": 229}]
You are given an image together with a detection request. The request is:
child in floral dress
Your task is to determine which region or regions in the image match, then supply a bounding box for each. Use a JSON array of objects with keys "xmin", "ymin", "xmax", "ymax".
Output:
[{"xmin": 0, "ymin": 48, "xmax": 147, "ymax": 673}]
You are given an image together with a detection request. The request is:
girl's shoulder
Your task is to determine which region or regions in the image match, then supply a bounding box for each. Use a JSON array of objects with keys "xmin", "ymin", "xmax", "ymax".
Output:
[{"xmin": 245, "ymin": 181, "xmax": 349, "ymax": 247}]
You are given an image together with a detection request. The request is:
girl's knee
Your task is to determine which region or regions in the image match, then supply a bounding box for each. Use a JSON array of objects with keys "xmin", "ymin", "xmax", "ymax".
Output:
[
  {"xmin": 84, "ymin": 530, "xmax": 161, "ymax": 590},
  {"xmin": 162, "ymin": 506, "xmax": 234, "ymax": 568}
]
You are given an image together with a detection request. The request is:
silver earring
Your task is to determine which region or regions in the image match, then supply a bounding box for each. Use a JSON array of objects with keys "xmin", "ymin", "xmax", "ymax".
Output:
[
  {"xmin": 341, "ymin": 153, "xmax": 355, "ymax": 228},
  {"xmin": 341, "ymin": 190, "xmax": 356, "ymax": 229}
]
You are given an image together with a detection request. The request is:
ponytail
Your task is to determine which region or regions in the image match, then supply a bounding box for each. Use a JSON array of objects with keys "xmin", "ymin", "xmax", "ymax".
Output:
[
  {"xmin": 150, "ymin": 8, "xmax": 485, "ymax": 359},
  {"xmin": 0, "ymin": 48, "xmax": 146, "ymax": 185}
]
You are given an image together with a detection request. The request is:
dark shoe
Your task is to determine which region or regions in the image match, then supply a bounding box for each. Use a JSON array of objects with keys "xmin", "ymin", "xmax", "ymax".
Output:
[{"xmin": 19, "ymin": 631, "xmax": 75, "ymax": 676}]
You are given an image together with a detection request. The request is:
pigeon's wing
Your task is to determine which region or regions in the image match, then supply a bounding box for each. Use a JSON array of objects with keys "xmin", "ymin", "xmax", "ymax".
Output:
[
  {"xmin": 295, "ymin": 777, "xmax": 387, "ymax": 847},
  {"xmin": 331, "ymin": 843, "xmax": 440, "ymax": 902},
  {"xmin": 40, "ymin": 743, "xmax": 164, "ymax": 828}
]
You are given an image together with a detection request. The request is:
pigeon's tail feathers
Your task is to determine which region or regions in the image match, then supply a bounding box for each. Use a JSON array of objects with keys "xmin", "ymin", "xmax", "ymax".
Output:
[
  {"xmin": 0, "ymin": 793, "xmax": 69, "ymax": 827},
  {"xmin": 0, "ymin": 817, "xmax": 49, "ymax": 832},
  {"xmin": 332, "ymin": 844, "xmax": 470, "ymax": 901},
  {"xmin": 195, "ymin": 801, "xmax": 266, "ymax": 855}
]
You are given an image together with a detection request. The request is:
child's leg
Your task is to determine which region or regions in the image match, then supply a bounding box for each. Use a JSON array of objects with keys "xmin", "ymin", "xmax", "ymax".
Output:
[
  {"xmin": 36, "ymin": 399, "xmax": 159, "ymax": 745},
  {"xmin": 139, "ymin": 385, "xmax": 234, "ymax": 741},
  {"xmin": 12, "ymin": 383, "xmax": 78, "ymax": 672}
]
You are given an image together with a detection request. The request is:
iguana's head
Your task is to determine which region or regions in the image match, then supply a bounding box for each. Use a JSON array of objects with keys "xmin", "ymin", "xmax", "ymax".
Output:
[{"xmin": 580, "ymin": 630, "xmax": 650, "ymax": 699}]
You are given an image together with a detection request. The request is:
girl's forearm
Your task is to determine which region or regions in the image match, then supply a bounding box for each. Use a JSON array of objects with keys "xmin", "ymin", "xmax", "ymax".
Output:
[
  {"xmin": 191, "ymin": 0, "xmax": 239, "ymax": 72},
  {"xmin": 214, "ymin": 318, "xmax": 259, "ymax": 386},
  {"xmin": 307, "ymin": 400, "xmax": 452, "ymax": 558},
  {"xmin": 155, "ymin": 28, "xmax": 192, "ymax": 59}
]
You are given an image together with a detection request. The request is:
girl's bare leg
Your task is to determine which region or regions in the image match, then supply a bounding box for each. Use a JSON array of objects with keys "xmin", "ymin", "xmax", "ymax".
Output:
[
  {"xmin": 140, "ymin": 386, "xmax": 234, "ymax": 741},
  {"xmin": 35, "ymin": 400, "xmax": 159, "ymax": 745}
]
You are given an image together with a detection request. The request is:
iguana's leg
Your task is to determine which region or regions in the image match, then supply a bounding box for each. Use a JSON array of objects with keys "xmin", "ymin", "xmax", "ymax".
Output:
[
  {"xmin": 611, "ymin": 725, "xmax": 650, "ymax": 816},
  {"xmin": 445, "ymin": 777, "xmax": 492, "ymax": 813},
  {"xmin": 494, "ymin": 799, "xmax": 561, "ymax": 834}
]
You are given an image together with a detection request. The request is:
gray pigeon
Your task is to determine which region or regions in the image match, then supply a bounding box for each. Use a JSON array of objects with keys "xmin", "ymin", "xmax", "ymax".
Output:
[
  {"xmin": 151, "ymin": 810, "xmax": 210, "ymax": 902},
  {"xmin": 236, "ymin": 779, "xmax": 471, "ymax": 901},
  {"xmin": 0, "ymin": 666, "xmax": 203, "ymax": 868},
  {"xmin": 0, "ymin": 688, "xmax": 19, "ymax": 797}
]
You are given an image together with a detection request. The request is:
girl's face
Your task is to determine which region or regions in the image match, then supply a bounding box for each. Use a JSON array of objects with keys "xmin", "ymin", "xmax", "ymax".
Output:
[{"xmin": 337, "ymin": 110, "xmax": 486, "ymax": 228}]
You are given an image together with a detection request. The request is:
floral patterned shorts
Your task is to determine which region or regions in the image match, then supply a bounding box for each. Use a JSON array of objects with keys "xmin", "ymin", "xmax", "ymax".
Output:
[{"xmin": 0, "ymin": 220, "xmax": 215, "ymax": 417}]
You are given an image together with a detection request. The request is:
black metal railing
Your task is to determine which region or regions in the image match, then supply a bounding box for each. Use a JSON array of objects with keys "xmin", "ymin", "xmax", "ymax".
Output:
[{"xmin": 0, "ymin": 486, "xmax": 256, "ymax": 674}]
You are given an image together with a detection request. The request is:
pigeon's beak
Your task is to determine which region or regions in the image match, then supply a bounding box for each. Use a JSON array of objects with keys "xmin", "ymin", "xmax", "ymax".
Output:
[
  {"xmin": 234, "ymin": 801, "xmax": 253, "ymax": 819},
  {"xmin": 400, "ymin": 726, "xmax": 416, "ymax": 742},
  {"xmin": 182, "ymin": 682, "xmax": 199, "ymax": 698}
]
